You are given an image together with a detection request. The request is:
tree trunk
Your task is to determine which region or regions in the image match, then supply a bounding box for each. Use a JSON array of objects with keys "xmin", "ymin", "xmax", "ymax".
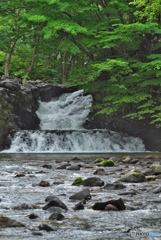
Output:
[
  {"xmin": 4, "ymin": 41, "xmax": 17, "ymax": 77},
  {"xmin": 62, "ymin": 51, "xmax": 67, "ymax": 84},
  {"xmin": 23, "ymin": 35, "xmax": 40, "ymax": 84}
]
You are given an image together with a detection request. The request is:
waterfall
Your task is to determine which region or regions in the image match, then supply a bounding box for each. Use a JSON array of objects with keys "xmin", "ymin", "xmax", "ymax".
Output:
[{"xmin": 5, "ymin": 90, "xmax": 145, "ymax": 153}]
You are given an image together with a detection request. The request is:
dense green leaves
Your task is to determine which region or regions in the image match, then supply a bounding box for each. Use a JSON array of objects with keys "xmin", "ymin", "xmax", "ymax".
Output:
[{"xmin": 0, "ymin": 0, "xmax": 161, "ymax": 125}]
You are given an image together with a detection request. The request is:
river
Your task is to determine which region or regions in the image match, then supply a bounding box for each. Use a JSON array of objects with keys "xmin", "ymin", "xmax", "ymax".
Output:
[{"xmin": 0, "ymin": 152, "xmax": 161, "ymax": 239}]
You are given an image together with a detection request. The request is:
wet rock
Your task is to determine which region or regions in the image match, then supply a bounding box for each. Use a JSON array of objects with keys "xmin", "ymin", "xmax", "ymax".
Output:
[
  {"xmin": 32, "ymin": 232, "xmax": 43, "ymax": 236},
  {"xmin": 13, "ymin": 203, "xmax": 35, "ymax": 210},
  {"xmin": 52, "ymin": 180, "xmax": 64, "ymax": 185},
  {"xmin": 92, "ymin": 198, "xmax": 125, "ymax": 211},
  {"xmin": 94, "ymin": 158, "xmax": 104, "ymax": 163},
  {"xmin": 93, "ymin": 168, "xmax": 105, "ymax": 175},
  {"xmin": 120, "ymin": 172, "xmax": 147, "ymax": 183},
  {"xmin": 49, "ymin": 212, "xmax": 64, "ymax": 221},
  {"xmin": 56, "ymin": 163, "xmax": 70, "ymax": 169},
  {"xmin": 38, "ymin": 224, "xmax": 56, "ymax": 232},
  {"xmin": 122, "ymin": 156, "xmax": 131, "ymax": 163},
  {"xmin": 41, "ymin": 164, "xmax": 52, "ymax": 169},
  {"xmin": 15, "ymin": 171, "xmax": 25, "ymax": 177},
  {"xmin": 104, "ymin": 204, "xmax": 119, "ymax": 211},
  {"xmin": 131, "ymin": 159, "xmax": 140, "ymax": 164},
  {"xmin": 103, "ymin": 182, "xmax": 126, "ymax": 190},
  {"xmin": 0, "ymin": 215, "xmax": 26, "ymax": 228},
  {"xmin": 45, "ymin": 195, "xmax": 62, "ymax": 202},
  {"xmin": 43, "ymin": 197, "xmax": 68, "ymax": 211},
  {"xmin": 47, "ymin": 206, "xmax": 65, "ymax": 214},
  {"xmin": 146, "ymin": 175, "xmax": 156, "ymax": 181},
  {"xmin": 71, "ymin": 157, "xmax": 82, "ymax": 161},
  {"xmin": 151, "ymin": 164, "xmax": 161, "ymax": 175},
  {"xmin": 82, "ymin": 177, "xmax": 104, "ymax": 187},
  {"xmin": 97, "ymin": 160, "xmax": 115, "ymax": 167},
  {"xmin": 73, "ymin": 201, "xmax": 85, "ymax": 210},
  {"xmin": 28, "ymin": 213, "xmax": 39, "ymax": 219},
  {"xmin": 69, "ymin": 188, "xmax": 91, "ymax": 200},
  {"xmin": 66, "ymin": 165, "xmax": 80, "ymax": 170},
  {"xmin": 38, "ymin": 180, "xmax": 50, "ymax": 187},
  {"xmin": 118, "ymin": 190, "xmax": 137, "ymax": 196}
]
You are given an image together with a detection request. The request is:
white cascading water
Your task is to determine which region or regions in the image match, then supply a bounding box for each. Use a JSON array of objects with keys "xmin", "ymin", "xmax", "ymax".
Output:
[{"xmin": 6, "ymin": 90, "xmax": 145, "ymax": 152}]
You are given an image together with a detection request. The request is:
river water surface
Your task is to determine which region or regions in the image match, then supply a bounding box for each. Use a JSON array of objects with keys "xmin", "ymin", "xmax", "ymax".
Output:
[{"xmin": 0, "ymin": 152, "xmax": 161, "ymax": 240}]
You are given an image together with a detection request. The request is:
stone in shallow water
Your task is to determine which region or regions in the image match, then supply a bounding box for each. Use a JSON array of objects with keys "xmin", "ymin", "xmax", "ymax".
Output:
[
  {"xmin": 41, "ymin": 164, "xmax": 52, "ymax": 169},
  {"xmin": 120, "ymin": 172, "xmax": 146, "ymax": 183},
  {"xmin": 73, "ymin": 201, "xmax": 85, "ymax": 210},
  {"xmin": 43, "ymin": 198, "xmax": 68, "ymax": 211},
  {"xmin": 49, "ymin": 212, "xmax": 64, "ymax": 221},
  {"xmin": 66, "ymin": 165, "xmax": 80, "ymax": 170},
  {"xmin": 28, "ymin": 213, "xmax": 39, "ymax": 219},
  {"xmin": 38, "ymin": 180, "xmax": 50, "ymax": 187},
  {"xmin": 92, "ymin": 198, "xmax": 125, "ymax": 211},
  {"xmin": 103, "ymin": 182, "xmax": 126, "ymax": 190},
  {"xmin": 69, "ymin": 188, "xmax": 91, "ymax": 200},
  {"xmin": 38, "ymin": 224, "xmax": 56, "ymax": 232},
  {"xmin": 82, "ymin": 177, "xmax": 104, "ymax": 187},
  {"xmin": 0, "ymin": 215, "xmax": 26, "ymax": 228}
]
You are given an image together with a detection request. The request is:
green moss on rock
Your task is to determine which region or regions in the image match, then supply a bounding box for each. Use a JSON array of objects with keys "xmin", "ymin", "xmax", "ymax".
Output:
[
  {"xmin": 120, "ymin": 172, "xmax": 147, "ymax": 183},
  {"xmin": 97, "ymin": 160, "xmax": 115, "ymax": 167},
  {"xmin": 72, "ymin": 177, "xmax": 83, "ymax": 185}
]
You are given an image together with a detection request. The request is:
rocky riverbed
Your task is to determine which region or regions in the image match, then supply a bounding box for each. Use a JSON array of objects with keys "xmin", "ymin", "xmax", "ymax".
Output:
[{"xmin": 0, "ymin": 153, "xmax": 161, "ymax": 239}]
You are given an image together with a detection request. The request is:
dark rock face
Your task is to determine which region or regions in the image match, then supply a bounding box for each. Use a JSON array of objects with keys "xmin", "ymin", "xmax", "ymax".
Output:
[
  {"xmin": 0, "ymin": 77, "xmax": 77, "ymax": 151},
  {"xmin": 1, "ymin": 76, "xmax": 161, "ymax": 151},
  {"xmin": 84, "ymin": 111, "xmax": 161, "ymax": 152}
]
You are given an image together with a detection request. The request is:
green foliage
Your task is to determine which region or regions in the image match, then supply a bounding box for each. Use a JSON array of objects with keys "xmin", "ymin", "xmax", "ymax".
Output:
[{"xmin": 0, "ymin": 0, "xmax": 161, "ymax": 126}]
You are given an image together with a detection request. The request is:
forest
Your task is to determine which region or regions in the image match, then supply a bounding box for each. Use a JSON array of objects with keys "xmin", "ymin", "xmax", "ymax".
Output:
[{"xmin": 0, "ymin": 0, "xmax": 161, "ymax": 126}]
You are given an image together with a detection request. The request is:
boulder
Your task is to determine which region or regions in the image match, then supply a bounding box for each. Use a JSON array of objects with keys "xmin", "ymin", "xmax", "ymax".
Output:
[
  {"xmin": 43, "ymin": 198, "xmax": 68, "ymax": 211},
  {"xmin": 69, "ymin": 188, "xmax": 91, "ymax": 200},
  {"xmin": 82, "ymin": 177, "xmax": 104, "ymax": 187},
  {"xmin": 92, "ymin": 198, "xmax": 125, "ymax": 211},
  {"xmin": 120, "ymin": 172, "xmax": 147, "ymax": 183}
]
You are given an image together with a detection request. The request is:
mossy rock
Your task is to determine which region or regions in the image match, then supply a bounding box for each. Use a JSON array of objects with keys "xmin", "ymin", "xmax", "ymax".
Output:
[
  {"xmin": 94, "ymin": 158, "xmax": 103, "ymax": 163},
  {"xmin": 120, "ymin": 172, "xmax": 146, "ymax": 183},
  {"xmin": 97, "ymin": 160, "xmax": 115, "ymax": 167},
  {"xmin": 72, "ymin": 177, "xmax": 83, "ymax": 185}
]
